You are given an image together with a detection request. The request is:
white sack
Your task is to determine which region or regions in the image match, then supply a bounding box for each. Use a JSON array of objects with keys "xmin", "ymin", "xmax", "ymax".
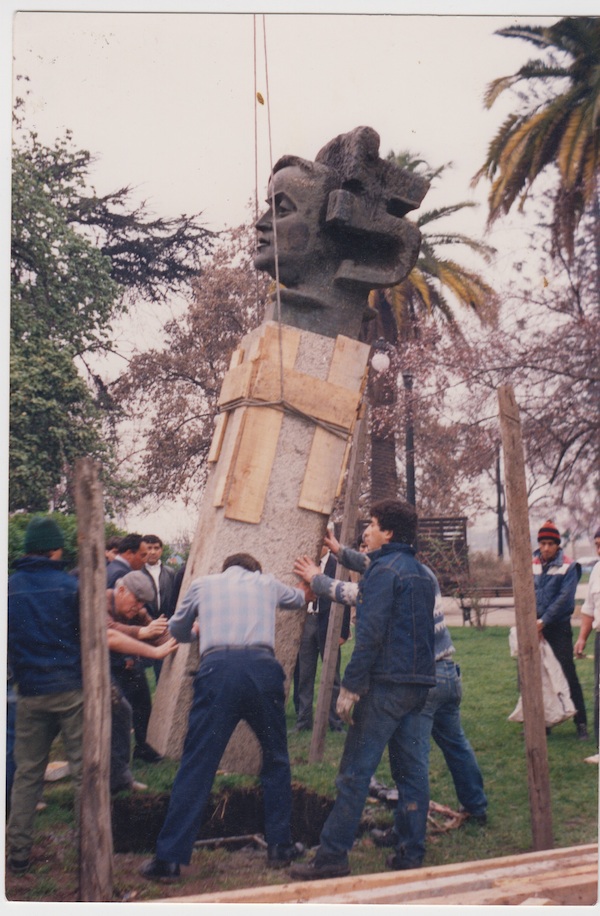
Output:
[{"xmin": 508, "ymin": 626, "xmax": 576, "ymax": 727}]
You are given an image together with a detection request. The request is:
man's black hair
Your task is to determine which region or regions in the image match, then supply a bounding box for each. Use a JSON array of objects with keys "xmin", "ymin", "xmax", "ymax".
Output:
[
  {"xmin": 117, "ymin": 533, "xmax": 144, "ymax": 555},
  {"xmin": 141, "ymin": 534, "xmax": 163, "ymax": 547},
  {"xmin": 106, "ymin": 536, "xmax": 123, "ymax": 551},
  {"xmin": 370, "ymin": 499, "xmax": 418, "ymax": 545},
  {"xmin": 222, "ymin": 553, "xmax": 262, "ymax": 573}
]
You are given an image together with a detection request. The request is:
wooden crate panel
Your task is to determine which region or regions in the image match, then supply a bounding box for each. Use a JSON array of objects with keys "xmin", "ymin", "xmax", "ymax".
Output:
[
  {"xmin": 253, "ymin": 362, "xmax": 360, "ymax": 431},
  {"xmin": 299, "ymin": 335, "xmax": 369, "ymax": 515},
  {"xmin": 223, "ymin": 324, "xmax": 301, "ymax": 523},
  {"xmin": 212, "ymin": 408, "xmax": 247, "ymax": 508},
  {"xmin": 217, "ymin": 362, "xmax": 255, "ymax": 407},
  {"xmin": 224, "ymin": 406, "xmax": 284, "ymax": 523}
]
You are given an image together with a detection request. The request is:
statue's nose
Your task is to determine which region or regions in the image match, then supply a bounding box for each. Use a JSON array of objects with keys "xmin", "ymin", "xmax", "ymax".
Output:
[{"xmin": 255, "ymin": 209, "xmax": 272, "ymax": 231}]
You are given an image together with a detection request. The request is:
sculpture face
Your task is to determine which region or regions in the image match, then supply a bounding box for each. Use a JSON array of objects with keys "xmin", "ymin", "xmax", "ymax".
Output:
[
  {"xmin": 254, "ymin": 164, "xmax": 336, "ymax": 288},
  {"xmin": 251, "ymin": 128, "xmax": 429, "ymax": 339}
]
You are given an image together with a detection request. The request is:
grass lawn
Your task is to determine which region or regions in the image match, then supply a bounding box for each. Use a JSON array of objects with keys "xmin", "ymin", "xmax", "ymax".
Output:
[
  {"xmin": 287, "ymin": 625, "xmax": 598, "ymax": 867},
  {"xmin": 7, "ymin": 625, "xmax": 598, "ymax": 901}
]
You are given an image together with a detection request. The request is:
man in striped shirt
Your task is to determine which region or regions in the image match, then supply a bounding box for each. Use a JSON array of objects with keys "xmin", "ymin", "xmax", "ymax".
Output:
[{"xmin": 140, "ymin": 552, "xmax": 308, "ymax": 881}]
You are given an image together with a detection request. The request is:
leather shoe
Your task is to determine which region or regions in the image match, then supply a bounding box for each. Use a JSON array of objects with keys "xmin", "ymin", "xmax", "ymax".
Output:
[
  {"xmin": 458, "ymin": 806, "xmax": 487, "ymax": 825},
  {"xmin": 139, "ymin": 857, "xmax": 180, "ymax": 881},
  {"xmin": 371, "ymin": 826, "xmax": 398, "ymax": 847},
  {"xmin": 7, "ymin": 856, "xmax": 30, "ymax": 875},
  {"xmin": 133, "ymin": 743, "xmax": 164, "ymax": 763},
  {"xmin": 289, "ymin": 852, "xmax": 350, "ymax": 880},
  {"xmin": 267, "ymin": 841, "xmax": 305, "ymax": 868},
  {"xmin": 386, "ymin": 852, "xmax": 422, "ymax": 871}
]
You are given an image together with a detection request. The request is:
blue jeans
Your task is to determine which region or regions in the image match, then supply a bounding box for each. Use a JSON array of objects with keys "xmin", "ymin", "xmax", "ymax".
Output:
[
  {"xmin": 391, "ymin": 657, "xmax": 487, "ymax": 818},
  {"xmin": 156, "ymin": 648, "xmax": 293, "ymax": 864},
  {"xmin": 319, "ymin": 682, "xmax": 429, "ymax": 866},
  {"xmin": 110, "ymin": 682, "xmax": 134, "ymax": 792}
]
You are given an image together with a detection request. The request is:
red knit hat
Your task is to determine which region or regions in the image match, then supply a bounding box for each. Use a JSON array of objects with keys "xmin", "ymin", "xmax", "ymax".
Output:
[{"xmin": 537, "ymin": 520, "xmax": 560, "ymax": 544}]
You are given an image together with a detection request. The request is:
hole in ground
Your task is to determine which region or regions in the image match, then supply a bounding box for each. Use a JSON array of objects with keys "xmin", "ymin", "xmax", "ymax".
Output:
[{"xmin": 112, "ymin": 781, "xmax": 334, "ymax": 853}]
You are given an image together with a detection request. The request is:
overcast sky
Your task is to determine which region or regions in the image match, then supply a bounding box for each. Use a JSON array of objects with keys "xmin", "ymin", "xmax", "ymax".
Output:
[{"xmin": 5, "ymin": 1, "xmax": 596, "ymax": 544}]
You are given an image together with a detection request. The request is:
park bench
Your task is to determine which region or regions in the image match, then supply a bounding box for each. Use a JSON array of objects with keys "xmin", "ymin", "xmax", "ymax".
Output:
[{"xmin": 457, "ymin": 585, "xmax": 514, "ymax": 625}]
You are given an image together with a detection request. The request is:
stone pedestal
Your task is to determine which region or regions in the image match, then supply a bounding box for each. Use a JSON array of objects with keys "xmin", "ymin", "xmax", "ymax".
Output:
[{"xmin": 147, "ymin": 320, "xmax": 369, "ymax": 773}]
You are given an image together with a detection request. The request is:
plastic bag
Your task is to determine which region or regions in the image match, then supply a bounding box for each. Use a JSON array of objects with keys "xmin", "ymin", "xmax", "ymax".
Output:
[{"xmin": 508, "ymin": 626, "xmax": 576, "ymax": 727}]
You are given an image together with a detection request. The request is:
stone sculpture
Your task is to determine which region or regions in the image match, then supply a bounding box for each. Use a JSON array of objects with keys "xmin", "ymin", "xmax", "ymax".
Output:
[{"xmin": 255, "ymin": 125, "xmax": 429, "ymax": 339}]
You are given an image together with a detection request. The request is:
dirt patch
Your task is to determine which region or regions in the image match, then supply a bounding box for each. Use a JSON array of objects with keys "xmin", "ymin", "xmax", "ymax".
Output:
[
  {"xmin": 112, "ymin": 780, "xmax": 333, "ymax": 852},
  {"xmin": 5, "ymin": 782, "xmax": 338, "ymax": 902}
]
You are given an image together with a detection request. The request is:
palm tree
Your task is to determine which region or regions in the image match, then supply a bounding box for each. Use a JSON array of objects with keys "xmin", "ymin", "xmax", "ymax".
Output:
[
  {"xmin": 473, "ymin": 17, "xmax": 600, "ymax": 259},
  {"xmin": 362, "ymin": 153, "xmax": 498, "ymax": 506}
]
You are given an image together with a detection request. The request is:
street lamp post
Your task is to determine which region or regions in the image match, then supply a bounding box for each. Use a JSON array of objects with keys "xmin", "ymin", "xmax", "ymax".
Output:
[{"xmin": 403, "ymin": 372, "xmax": 416, "ymax": 507}]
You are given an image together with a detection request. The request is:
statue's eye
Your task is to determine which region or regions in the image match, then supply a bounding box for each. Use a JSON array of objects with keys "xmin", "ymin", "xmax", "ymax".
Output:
[{"xmin": 274, "ymin": 193, "xmax": 296, "ymax": 217}]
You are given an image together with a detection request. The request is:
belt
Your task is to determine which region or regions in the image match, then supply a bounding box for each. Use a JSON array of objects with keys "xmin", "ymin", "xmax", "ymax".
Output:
[{"xmin": 200, "ymin": 643, "xmax": 274, "ymax": 663}]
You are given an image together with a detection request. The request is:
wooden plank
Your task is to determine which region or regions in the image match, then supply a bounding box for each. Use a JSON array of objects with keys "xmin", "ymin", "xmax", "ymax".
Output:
[
  {"xmin": 207, "ymin": 412, "xmax": 227, "ymax": 464},
  {"xmin": 299, "ymin": 335, "xmax": 370, "ymax": 514},
  {"xmin": 252, "ymin": 362, "xmax": 360, "ymax": 431},
  {"xmin": 305, "ymin": 860, "xmax": 598, "ymax": 905},
  {"xmin": 217, "ymin": 362, "xmax": 254, "ymax": 407},
  {"xmin": 160, "ymin": 845, "xmax": 597, "ymax": 905},
  {"xmin": 224, "ymin": 325, "xmax": 301, "ymax": 523},
  {"xmin": 310, "ymin": 407, "xmax": 368, "ymax": 762},
  {"xmin": 259, "ymin": 321, "xmax": 302, "ymax": 367},
  {"xmin": 212, "ymin": 407, "xmax": 248, "ymax": 507},
  {"xmin": 74, "ymin": 458, "xmax": 113, "ymax": 902},
  {"xmin": 208, "ymin": 347, "xmax": 245, "ymax": 463},
  {"xmin": 498, "ymin": 384, "xmax": 553, "ymax": 851}
]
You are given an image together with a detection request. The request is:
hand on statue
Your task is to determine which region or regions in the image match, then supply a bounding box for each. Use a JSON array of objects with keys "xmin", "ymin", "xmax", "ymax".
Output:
[
  {"xmin": 324, "ymin": 531, "xmax": 340, "ymax": 556},
  {"xmin": 140, "ymin": 616, "xmax": 168, "ymax": 640},
  {"xmin": 293, "ymin": 555, "xmax": 321, "ymax": 584},
  {"xmin": 336, "ymin": 687, "xmax": 360, "ymax": 725},
  {"xmin": 154, "ymin": 637, "xmax": 178, "ymax": 659}
]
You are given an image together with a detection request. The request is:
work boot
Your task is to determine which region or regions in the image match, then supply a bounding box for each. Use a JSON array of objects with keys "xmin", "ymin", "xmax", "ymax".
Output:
[
  {"xmin": 139, "ymin": 857, "xmax": 181, "ymax": 881},
  {"xmin": 385, "ymin": 852, "xmax": 422, "ymax": 871},
  {"xmin": 267, "ymin": 842, "xmax": 305, "ymax": 868},
  {"xmin": 290, "ymin": 850, "xmax": 350, "ymax": 880}
]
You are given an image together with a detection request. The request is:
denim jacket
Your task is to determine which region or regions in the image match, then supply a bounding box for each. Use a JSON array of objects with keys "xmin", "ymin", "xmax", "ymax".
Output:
[
  {"xmin": 533, "ymin": 547, "xmax": 581, "ymax": 627},
  {"xmin": 8, "ymin": 556, "xmax": 82, "ymax": 696},
  {"xmin": 341, "ymin": 542, "xmax": 436, "ymax": 695}
]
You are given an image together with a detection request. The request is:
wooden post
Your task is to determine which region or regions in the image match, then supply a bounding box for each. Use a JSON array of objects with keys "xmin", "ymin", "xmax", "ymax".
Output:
[
  {"xmin": 74, "ymin": 458, "xmax": 113, "ymax": 901},
  {"xmin": 309, "ymin": 407, "xmax": 368, "ymax": 762},
  {"xmin": 497, "ymin": 385, "xmax": 553, "ymax": 851}
]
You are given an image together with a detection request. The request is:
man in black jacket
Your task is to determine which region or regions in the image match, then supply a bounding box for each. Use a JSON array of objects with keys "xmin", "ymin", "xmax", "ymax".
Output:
[
  {"xmin": 140, "ymin": 535, "xmax": 176, "ymax": 619},
  {"xmin": 294, "ymin": 546, "xmax": 350, "ymax": 732}
]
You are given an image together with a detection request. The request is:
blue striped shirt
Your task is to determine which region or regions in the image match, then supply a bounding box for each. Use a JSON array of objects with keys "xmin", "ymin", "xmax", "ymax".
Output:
[{"xmin": 168, "ymin": 564, "xmax": 306, "ymax": 654}]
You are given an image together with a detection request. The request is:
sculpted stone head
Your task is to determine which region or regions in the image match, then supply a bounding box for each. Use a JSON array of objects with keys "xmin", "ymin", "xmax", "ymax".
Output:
[{"xmin": 254, "ymin": 127, "xmax": 429, "ymax": 339}]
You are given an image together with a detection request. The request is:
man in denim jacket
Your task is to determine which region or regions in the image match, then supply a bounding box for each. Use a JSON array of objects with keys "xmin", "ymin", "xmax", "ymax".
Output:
[
  {"xmin": 290, "ymin": 499, "xmax": 436, "ymax": 880},
  {"xmin": 534, "ymin": 519, "xmax": 587, "ymax": 739}
]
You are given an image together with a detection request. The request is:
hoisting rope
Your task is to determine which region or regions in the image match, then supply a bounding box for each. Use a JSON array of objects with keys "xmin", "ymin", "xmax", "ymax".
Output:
[{"xmin": 220, "ymin": 16, "xmax": 353, "ymax": 446}]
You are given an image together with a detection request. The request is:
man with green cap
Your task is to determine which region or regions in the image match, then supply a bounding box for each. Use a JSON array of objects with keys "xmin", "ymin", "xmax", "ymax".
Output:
[{"xmin": 7, "ymin": 516, "xmax": 82, "ymax": 874}]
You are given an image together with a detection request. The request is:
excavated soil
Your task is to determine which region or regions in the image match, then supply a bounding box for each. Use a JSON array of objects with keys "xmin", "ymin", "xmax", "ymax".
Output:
[
  {"xmin": 112, "ymin": 780, "xmax": 334, "ymax": 852},
  {"xmin": 5, "ymin": 783, "xmax": 338, "ymax": 903}
]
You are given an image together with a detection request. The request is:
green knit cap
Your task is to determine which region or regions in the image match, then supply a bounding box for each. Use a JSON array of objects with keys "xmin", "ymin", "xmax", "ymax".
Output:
[{"xmin": 24, "ymin": 517, "xmax": 65, "ymax": 553}]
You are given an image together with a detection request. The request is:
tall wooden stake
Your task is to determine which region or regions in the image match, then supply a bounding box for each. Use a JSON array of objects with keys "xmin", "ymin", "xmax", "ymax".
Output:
[
  {"xmin": 74, "ymin": 458, "xmax": 113, "ymax": 901},
  {"xmin": 309, "ymin": 407, "xmax": 368, "ymax": 762},
  {"xmin": 497, "ymin": 385, "xmax": 553, "ymax": 851}
]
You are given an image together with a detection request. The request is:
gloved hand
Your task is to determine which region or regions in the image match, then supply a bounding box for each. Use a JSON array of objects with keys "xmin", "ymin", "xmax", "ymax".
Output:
[{"xmin": 336, "ymin": 687, "xmax": 360, "ymax": 725}]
